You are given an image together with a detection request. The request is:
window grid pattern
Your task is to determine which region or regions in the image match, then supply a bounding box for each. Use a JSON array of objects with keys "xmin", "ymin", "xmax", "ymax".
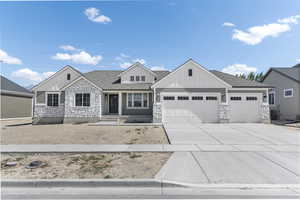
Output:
[
  {"xmin": 75, "ymin": 93, "xmax": 90, "ymax": 107},
  {"xmin": 47, "ymin": 94, "xmax": 59, "ymax": 107}
]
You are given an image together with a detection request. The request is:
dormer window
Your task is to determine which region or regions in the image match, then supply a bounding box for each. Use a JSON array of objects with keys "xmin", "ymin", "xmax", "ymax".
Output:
[
  {"xmin": 67, "ymin": 73, "xmax": 71, "ymax": 80},
  {"xmin": 141, "ymin": 76, "xmax": 145, "ymax": 82},
  {"xmin": 136, "ymin": 76, "xmax": 140, "ymax": 81},
  {"xmin": 188, "ymin": 69, "xmax": 192, "ymax": 77},
  {"xmin": 130, "ymin": 76, "xmax": 134, "ymax": 81}
]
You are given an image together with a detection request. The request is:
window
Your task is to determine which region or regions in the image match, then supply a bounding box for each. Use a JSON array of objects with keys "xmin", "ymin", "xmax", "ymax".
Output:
[
  {"xmin": 130, "ymin": 76, "xmax": 134, "ymax": 81},
  {"xmin": 188, "ymin": 69, "xmax": 192, "ymax": 76},
  {"xmin": 136, "ymin": 76, "xmax": 140, "ymax": 81},
  {"xmin": 163, "ymin": 96, "xmax": 175, "ymax": 100},
  {"xmin": 206, "ymin": 96, "xmax": 217, "ymax": 101},
  {"xmin": 47, "ymin": 93, "xmax": 59, "ymax": 107},
  {"xmin": 269, "ymin": 92, "xmax": 275, "ymax": 105},
  {"xmin": 67, "ymin": 73, "xmax": 71, "ymax": 80},
  {"xmin": 284, "ymin": 88, "xmax": 293, "ymax": 97},
  {"xmin": 178, "ymin": 96, "xmax": 189, "ymax": 100},
  {"xmin": 230, "ymin": 96, "xmax": 242, "ymax": 101},
  {"xmin": 141, "ymin": 76, "xmax": 145, "ymax": 82},
  {"xmin": 127, "ymin": 93, "xmax": 148, "ymax": 108},
  {"xmin": 192, "ymin": 96, "xmax": 203, "ymax": 100},
  {"xmin": 75, "ymin": 93, "xmax": 90, "ymax": 107},
  {"xmin": 246, "ymin": 96, "xmax": 257, "ymax": 101}
]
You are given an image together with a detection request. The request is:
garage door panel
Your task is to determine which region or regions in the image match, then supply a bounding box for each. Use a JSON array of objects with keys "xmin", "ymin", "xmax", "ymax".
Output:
[
  {"xmin": 229, "ymin": 93, "xmax": 262, "ymax": 123},
  {"xmin": 161, "ymin": 93, "xmax": 219, "ymax": 123}
]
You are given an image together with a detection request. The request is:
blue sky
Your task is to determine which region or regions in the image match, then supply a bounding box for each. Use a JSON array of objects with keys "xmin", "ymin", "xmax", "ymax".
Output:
[{"xmin": 1, "ymin": 0, "xmax": 300, "ymax": 87}]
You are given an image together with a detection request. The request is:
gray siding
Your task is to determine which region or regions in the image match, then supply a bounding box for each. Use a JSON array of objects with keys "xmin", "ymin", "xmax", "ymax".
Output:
[
  {"xmin": 263, "ymin": 70, "xmax": 300, "ymax": 120},
  {"xmin": 121, "ymin": 63, "xmax": 155, "ymax": 84},
  {"xmin": 1, "ymin": 94, "xmax": 32, "ymax": 118},
  {"xmin": 122, "ymin": 93, "xmax": 153, "ymax": 115},
  {"xmin": 36, "ymin": 91, "xmax": 45, "ymax": 104}
]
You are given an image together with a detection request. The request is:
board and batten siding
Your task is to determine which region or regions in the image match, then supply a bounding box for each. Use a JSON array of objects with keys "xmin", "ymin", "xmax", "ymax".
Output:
[
  {"xmin": 121, "ymin": 64, "xmax": 155, "ymax": 84},
  {"xmin": 1, "ymin": 94, "xmax": 32, "ymax": 118}
]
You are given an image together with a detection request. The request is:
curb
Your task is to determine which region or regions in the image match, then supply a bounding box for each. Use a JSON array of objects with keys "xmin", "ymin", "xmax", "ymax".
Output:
[{"xmin": 1, "ymin": 179, "xmax": 178, "ymax": 188}]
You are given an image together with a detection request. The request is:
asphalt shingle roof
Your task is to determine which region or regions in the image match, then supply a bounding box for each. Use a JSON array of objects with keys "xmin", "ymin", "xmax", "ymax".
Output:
[
  {"xmin": 84, "ymin": 70, "xmax": 170, "ymax": 90},
  {"xmin": 271, "ymin": 66, "xmax": 300, "ymax": 83},
  {"xmin": 0, "ymin": 75, "xmax": 33, "ymax": 95},
  {"xmin": 210, "ymin": 70, "xmax": 272, "ymax": 88}
]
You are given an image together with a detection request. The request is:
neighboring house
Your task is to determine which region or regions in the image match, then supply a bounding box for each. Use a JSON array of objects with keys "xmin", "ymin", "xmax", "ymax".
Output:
[
  {"xmin": 262, "ymin": 64, "xmax": 300, "ymax": 120},
  {"xmin": 32, "ymin": 59, "xmax": 271, "ymax": 124},
  {"xmin": 0, "ymin": 75, "xmax": 33, "ymax": 119}
]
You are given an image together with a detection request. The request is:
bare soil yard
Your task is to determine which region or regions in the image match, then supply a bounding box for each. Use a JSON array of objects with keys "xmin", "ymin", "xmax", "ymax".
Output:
[
  {"xmin": 1, "ymin": 152, "xmax": 171, "ymax": 179},
  {"xmin": 1, "ymin": 124, "xmax": 168, "ymax": 144}
]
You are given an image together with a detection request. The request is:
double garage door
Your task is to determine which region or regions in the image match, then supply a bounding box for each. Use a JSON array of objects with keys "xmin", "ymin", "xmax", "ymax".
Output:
[
  {"xmin": 161, "ymin": 93, "xmax": 220, "ymax": 123},
  {"xmin": 161, "ymin": 92, "xmax": 262, "ymax": 123}
]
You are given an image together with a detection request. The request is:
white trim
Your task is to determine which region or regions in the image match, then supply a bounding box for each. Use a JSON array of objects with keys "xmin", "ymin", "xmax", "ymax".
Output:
[
  {"xmin": 283, "ymin": 88, "xmax": 293, "ymax": 98},
  {"xmin": 104, "ymin": 90, "xmax": 152, "ymax": 93},
  {"xmin": 151, "ymin": 59, "xmax": 232, "ymax": 89},
  {"xmin": 126, "ymin": 93, "xmax": 149, "ymax": 109},
  {"xmin": 32, "ymin": 65, "xmax": 81, "ymax": 91},
  {"xmin": 60, "ymin": 76, "xmax": 103, "ymax": 91},
  {"xmin": 118, "ymin": 62, "xmax": 157, "ymax": 77},
  {"xmin": 45, "ymin": 92, "xmax": 60, "ymax": 107},
  {"xmin": 229, "ymin": 88, "xmax": 270, "ymax": 91},
  {"xmin": 34, "ymin": 91, "xmax": 46, "ymax": 106}
]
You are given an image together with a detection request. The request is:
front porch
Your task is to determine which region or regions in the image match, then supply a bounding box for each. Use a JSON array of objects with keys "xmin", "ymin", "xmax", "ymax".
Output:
[{"xmin": 101, "ymin": 91, "xmax": 153, "ymax": 121}]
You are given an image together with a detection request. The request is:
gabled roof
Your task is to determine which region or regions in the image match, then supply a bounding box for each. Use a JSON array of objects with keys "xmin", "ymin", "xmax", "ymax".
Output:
[
  {"xmin": 84, "ymin": 70, "xmax": 170, "ymax": 90},
  {"xmin": 118, "ymin": 62, "xmax": 158, "ymax": 77},
  {"xmin": 262, "ymin": 64, "xmax": 300, "ymax": 84},
  {"xmin": 0, "ymin": 75, "xmax": 33, "ymax": 97},
  {"xmin": 31, "ymin": 65, "xmax": 83, "ymax": 91},
  {"xmin": 210, "ymin": 70, "xmax": 272, "ymax": 88}
]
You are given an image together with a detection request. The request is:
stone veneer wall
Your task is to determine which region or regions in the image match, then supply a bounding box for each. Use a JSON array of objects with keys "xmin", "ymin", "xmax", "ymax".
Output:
[
  {"xmin": 33, "ymin": 105, "xmax": 65, "ymax": 124},
  {"xmin": 218, "ymin": 104, "xmax": 230, "ymax": 123},
  {"xmin": 152, "ymin": 103, "xmax": 162, "ymax": 123},
  {"xmin": 64, "ymin": 78, "xmax": 102, "ymax": 123},
  {"xmin": 261, "ymin": 104, "xmax": 271, "ymax": 123}
]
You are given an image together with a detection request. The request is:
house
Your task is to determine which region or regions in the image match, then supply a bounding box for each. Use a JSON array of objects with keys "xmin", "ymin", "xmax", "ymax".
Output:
[
  {"xmin": 0, "ymin": 75, "xmax": 33, "ymax": 119},
  {"xmin": 32, "ymin": 59, "xmax": 271, "ymax": 124},
  {"xmin": 262, "ymin": 63, "xmax": 300, "ymax": 120}
]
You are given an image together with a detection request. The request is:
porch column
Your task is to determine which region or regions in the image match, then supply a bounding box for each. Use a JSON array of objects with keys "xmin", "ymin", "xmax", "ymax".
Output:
[
  {"xmin": 225, "ymin": 88, "xmax": 229, "ymax": 104},
  {"xmin": 118, "ymin": 92, "xmax": 122, "ymax": 116}
]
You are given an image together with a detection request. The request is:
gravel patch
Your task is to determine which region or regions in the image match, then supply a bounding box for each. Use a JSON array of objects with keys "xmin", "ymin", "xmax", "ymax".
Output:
[
  {"xmin": 1, "ymin": 124, "xmax": 168, "ymax": 144},
  {"xmin": 1, "ymin": 152, "xmax": 171, "ymax": 179}
]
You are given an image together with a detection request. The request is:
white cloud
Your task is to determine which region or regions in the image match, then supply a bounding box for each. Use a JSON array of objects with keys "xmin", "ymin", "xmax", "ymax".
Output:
[
  {"xmin": 120, "ymin": 53, "xmax": 129, "ymax": 58},
  {"xmin": 232, "ymin": 23, "xmax": 290, "ymax": 45},
  {"xmin": 151, "ymin": 66, "xmax": 167, "ymax": 71},
  {"xmin": 278, "ymin": 15, "xmax": 300, "ymax": 24},
  {"xmin": 296, "ymin": 58, "xmax": 300, "ymax": 62},
  {"xmin": 133, "ymin": 58, "xmax": 146, "ymax": 64},
  {"xmin": 12, "ymin": 68, "xmax": 55, "ymax": 83},
  {"xmin": 120, "ymin": 62, "xmax": 132, "ymax": 69},
  {"xmin": 222, "ymin": 64, "xmax": 257, "ymax": 75},
  {"xmin": 52, "ymin": 51, "xmax": 102, "ymax": 65},
  {"xmin": 84, "ymin": 7, "xmax": 111, "ymax": 24},
  {"xmin": 223, "ymin": 22, "xmax": 235, "ymax": 27},
  {"xmin": 0, "ymin": 49, "xmax": 22, "ymax": 65},
  {"xmin": 59, "ymin": 45, "xmax": 78, "ymax": 51}
]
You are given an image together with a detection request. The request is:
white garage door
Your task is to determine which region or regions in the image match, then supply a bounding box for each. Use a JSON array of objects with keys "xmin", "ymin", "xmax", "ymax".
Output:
[
  {"xmin": 229, "ymin": 93, "xmax": 262, "ymax": 123},
  {"xmin": 161, "ymin": 92, "xmax": 220, "ymax": 123}
]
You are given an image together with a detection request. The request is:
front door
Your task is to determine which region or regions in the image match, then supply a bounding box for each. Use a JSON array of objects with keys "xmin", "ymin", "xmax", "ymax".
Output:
[{"xmin": 109, "ymin": 94, "xmax": 118, "ymax": 114}]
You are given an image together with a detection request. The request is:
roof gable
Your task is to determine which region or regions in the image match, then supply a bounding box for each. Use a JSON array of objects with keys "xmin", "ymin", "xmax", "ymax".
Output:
[
  {"xmin": 0, "ymin": 75, "xmax": 33, "ymax": 95},
  {"xmin": 118, "ymin": 62, "xmax": 157, "ymax": 77},
  {"xmin": 152, "ymin": 59, "xmax": 232, "ymax": 89},
  {"xmin": 263, "ymin": 67, "xmax": 300, "ymax": 84}
]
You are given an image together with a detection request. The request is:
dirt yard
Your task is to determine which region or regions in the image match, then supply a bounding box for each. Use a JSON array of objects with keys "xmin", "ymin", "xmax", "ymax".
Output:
[
  {"xmin": 1, "ymin": 152, "xmax": 171, "ymax": 179},
  {"xmin": 1, "ymin": 124, "xmax": 169, "ymax": 144}
]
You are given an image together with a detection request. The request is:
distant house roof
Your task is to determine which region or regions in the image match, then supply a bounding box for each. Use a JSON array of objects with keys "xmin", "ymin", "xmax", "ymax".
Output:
[
  {"xmin": 83, "ymin": 70, "xmax": 170, "ymax": 90},
  {"xmin": 0, "ymin": 75, "xmax": 33, "ymax": 97},
  {"xmin": 210, "ymin": 70, "xmax": 272, "ymax": 88},
  {"xmin": 262, "ymin": 64, "xmax": 300, "ymax": 84}
]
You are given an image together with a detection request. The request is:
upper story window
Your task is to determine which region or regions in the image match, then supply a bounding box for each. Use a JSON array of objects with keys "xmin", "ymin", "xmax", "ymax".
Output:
[
  {"xmin": 67, "ymin": 73, "xmax": 71, "ymax": 80},
  {"xmin": 188, "ymin": 69, "xmax": 193, "ymax": 76},
  {"xmin": 136, "ymin": 76, "xmax": 140, "ymax": 81},
  {"xmin": 130, "ymin": 76, "xmax": 134, "ymax": 81},
  {"xmin": 141, "ymin": 76, "xmax": 145, "ymax": 82},
  {"xmin": 284, "ymin": 88, "xmax": 293, "ymax": 98},
  {"xmin": 75, "ymin": 93, "xmax": 90, "ymax": 107},
  {"xmin": 47, "ymin": 93, "xmax": 59, "ymax": 107}
]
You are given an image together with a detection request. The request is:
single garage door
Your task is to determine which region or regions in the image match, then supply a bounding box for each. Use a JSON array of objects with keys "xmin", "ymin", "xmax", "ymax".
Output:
[
  {"xmin": 229, "ymin": 93, "xmax": 262, "ymax": 123},
  {"xmin": 161, "ymin": 93, "xmax": 220, "ymax": 123}
]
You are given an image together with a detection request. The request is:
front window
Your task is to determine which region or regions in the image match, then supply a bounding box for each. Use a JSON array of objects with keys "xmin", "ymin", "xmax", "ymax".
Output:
[
  {"xmin": 130, "ymin": 76, "xmax": 134, "ymax": 81},
  {"xmin": 76, "ymin": 93, "xmax": 90, "ymax": 107},
  {"xmin": 284, "ymin": 88, "xmax": 293, "ymax": 98},
  {"xmin": 141, "ymin": 76, "xmax": 145, "ymax": 82},
  {"xmin": 188, "ymin": 69, "xmax": 192, "ymax": 76},
  {"xmin": 127, "ymin": 93, "xmax": 148, "ymax": 108},
  {"xmin": 47, "ymin": 93, "xmax": 59, "ymax": 107},
  {"xmin": 136, "ymin": 76, "xmax": 140, "ymax": 81}
]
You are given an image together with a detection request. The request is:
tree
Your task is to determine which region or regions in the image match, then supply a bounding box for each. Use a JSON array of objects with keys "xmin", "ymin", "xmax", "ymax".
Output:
[{"xmin": 236, "ymin": 72, "xmax": 264, "ymax": 82}]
